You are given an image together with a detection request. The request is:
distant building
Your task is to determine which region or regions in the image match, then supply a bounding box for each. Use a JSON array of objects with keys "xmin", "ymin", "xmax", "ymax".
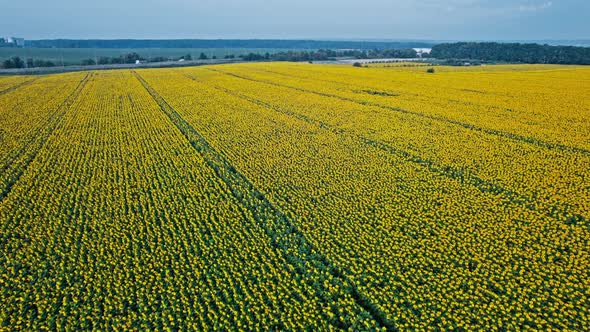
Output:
[
  {"xmin": 413, "ymin": 48, "xmax": 431, "ymax": 58},
  {"xmin": 2, "ymin": 37, "xmax": 25, "ymax": 47}
]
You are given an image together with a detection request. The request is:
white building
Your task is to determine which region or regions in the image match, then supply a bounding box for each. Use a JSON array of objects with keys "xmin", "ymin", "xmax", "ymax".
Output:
[
  {"xmin": 3, "ymin": 37, "xmax": 25, "ymax": 47},
  {"xmin": 413, "ymin": 48, "xmax": 432, "ymax": 58}
]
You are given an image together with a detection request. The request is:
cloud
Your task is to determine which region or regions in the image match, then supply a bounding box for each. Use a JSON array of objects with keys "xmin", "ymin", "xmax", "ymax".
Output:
[
  {"xmin": 417, "ymin": 0, "xmax": 556, "ymax": 19},
  {"xmin": 519, "ymin": 1, "xmax": 553, "ymax": 12},
  {"xmin": 413, "ymin": 0, "xmax": 554, "ymax": 16}
]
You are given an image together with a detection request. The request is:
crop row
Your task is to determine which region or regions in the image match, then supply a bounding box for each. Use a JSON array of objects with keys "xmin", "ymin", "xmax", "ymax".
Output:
[
  {"xmin": 137, "ymin": 66, "xmax": 590, "ymax": 330},
  {"xmin": 186, "ymin": 65, "xmax": 589, "ymax": 226},
  {"xmin": 0, "ymin": 71, "xmax": 379, "ymax": 330},
  {"xmin": 241, "ymin": 63, "xmax": 590, "ymax": 151},
  {"xmin": 0, "ymin": 73, "xmax": 89, "ymax": 200}
]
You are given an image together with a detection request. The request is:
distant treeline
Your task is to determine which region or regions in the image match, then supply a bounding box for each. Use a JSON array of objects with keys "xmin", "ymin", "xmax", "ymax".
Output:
[
  {"xmin": 25, "ymin": 39, "xmax": 433, "ymax": 50},
  {"xmin": 1, "ymin": 52, "xmax": 197, "ymax": 68},
  {"xmin": 2, "ymin": 57, "xmax": 56, "ymax": 68},
  {"xmin": 431, "ymin": 42, "xmax": 590, "ymax": 65},
  {"xmin": 2, "ymin": 49, "xmax": 419, "ymax": 69},
  {"xmin": 0, "ymin": 40, "xmax": 16, "ymax": 48},
  {"xmin": 240, "ymin": 48, "xmax": 418, "ymax": 61},
  {"xmin": 85, "ymin": 52, "xmax": 198, "ymax": 65}
]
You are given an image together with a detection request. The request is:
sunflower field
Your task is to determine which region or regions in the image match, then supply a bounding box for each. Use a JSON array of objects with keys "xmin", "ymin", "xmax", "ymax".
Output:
[{"xmin": 0, "ymin": 63, "xmax": 588, "ymax": 330}]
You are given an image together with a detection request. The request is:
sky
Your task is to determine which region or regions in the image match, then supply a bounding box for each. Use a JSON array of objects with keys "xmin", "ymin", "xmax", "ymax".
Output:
[{"xmin": 1, "ymin": 0, "xmax": 588, "ymax": 40}]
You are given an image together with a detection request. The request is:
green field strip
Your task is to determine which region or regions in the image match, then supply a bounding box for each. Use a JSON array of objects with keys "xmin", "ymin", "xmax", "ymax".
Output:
[
  {"xmin": 133, "ymin": 70, "xmax": 398, "ymax": 331},
  {"xmin": 207, "ymin": 67, "xmax": 590, "ymax": 157},
  {"xmin": 0, "ymin": 73, "xmax": 91, "ymax": 202}
]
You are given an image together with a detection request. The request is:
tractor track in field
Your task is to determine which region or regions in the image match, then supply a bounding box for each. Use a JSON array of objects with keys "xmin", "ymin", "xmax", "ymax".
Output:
[
  {"xmin": 251, "ymin": 67, "xmax": 521, "ymax": 113},
  {"xmin": 183, "ymin": 73, "xmax": 587, "ymax": 228},
  {"xmin": 206, "ymin": 68, "xmax": 590, "ymax": 157},
  {"xmin": 133, "ymin": 70, "xmax": 399, "ymax": 332},
  {"xmin": 0, "ymin": 78, "xmax": 38, "ymax": 97},
  {"xmin": 0, "ymin": 73, "xmax": 92, "ymax": 202}
]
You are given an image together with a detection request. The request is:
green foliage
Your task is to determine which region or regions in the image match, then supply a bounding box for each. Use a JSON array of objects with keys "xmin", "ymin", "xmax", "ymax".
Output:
[
  {"xmin": 80, "ymin": 58, "xmax": 96, "ymax": 66},
  {"xmin": 2, "ymin": 56, "xmax": 25, "ymax": 69},
  {"xmin": 431, "ymin": 42, "xmax": 590, "ymax": 65},
  {"xmin": 0, "ymin": 48, "xmax": 288, "ymax": 66}
]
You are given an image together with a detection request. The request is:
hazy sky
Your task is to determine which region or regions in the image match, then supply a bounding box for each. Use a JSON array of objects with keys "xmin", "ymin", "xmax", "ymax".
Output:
[{"xmin": 1, "ymin": 0, "xmax": 588, "ymax": 40}]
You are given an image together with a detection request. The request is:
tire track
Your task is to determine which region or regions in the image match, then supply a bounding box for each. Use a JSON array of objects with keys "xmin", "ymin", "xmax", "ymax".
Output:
[
  {"xmin": 0, "ymin": 78, "xmax": 38, "ymax": 97},
  {"xmin": 184, "ymin": 74, "xmax": 587, "ymax": 228},
  {"xmin": 206, "ymin": 67, "xmax": 590, "ymax": 156},
  {"xmin": 252, "ymin": 67, "xmax": 519, "ymax": 112},
  {"xmin": 0, "ymin": 73, "xmax": 92, "ymax": 202}
]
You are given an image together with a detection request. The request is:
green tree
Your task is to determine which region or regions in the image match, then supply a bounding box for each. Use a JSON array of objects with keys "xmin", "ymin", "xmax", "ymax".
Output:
[
  {"xmin": 2, "ymin": 56, "xmax": 25, "ymax": 69},
  {"xmin": 81, "ymin": 58, "xmax": 96, "ymax": 66}
]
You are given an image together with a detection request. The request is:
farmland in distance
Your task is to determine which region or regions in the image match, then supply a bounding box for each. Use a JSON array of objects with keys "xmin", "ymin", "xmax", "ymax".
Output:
[{"xmin": 0, "ymin": 63, "xmax": 589, "ymax": 330}]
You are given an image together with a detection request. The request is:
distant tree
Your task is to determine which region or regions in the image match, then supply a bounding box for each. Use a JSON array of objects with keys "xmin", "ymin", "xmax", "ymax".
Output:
[
  {"xmin": 199, "ymin": 52, "xmax": 208, "ymax": 60},
  {"xmin": 242, "ymin": 53, "xmax": 265, "ymax": 61},
  {"xmin": 122, "ymin": 52, "xmax": 142, "ymax": 64},
  {"xmin": 32, "ymin": 59, "xmax": 55, "ymax": 67},
  {"xmin": 212, "ymin": 55, "xmax": 217, "ymax": 59},
  {"xmin": 150, "ymin": 56, "xmax": 167, "ymax": 63},
  {"xmin": 97, "ymin": 56, "xmax": 110, "ymax": 65},
  {"xmin": 81, "ymin": 58, "xmax": 96, "ymax": 66},
  {"xmin": 430, "ymin": 42, "xmax": 590, "ymax": 65},
  {"xmin": 26, "ymin": 58, "xmax": 34, "ymax": 68},
  {"xmin": 14, "ymin": 56, "xmax": 25, "ymax": 68},
  {"xmin": 17, "ymin": 57, "xmax": 26, "ymax": 68},
  {"xmin": 183, "ymin": 53, "xmax": 192, "ymax": 60},
  {"xmin": 2, "ymin": 56, "xmax": 25, "ymax": 69}
]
